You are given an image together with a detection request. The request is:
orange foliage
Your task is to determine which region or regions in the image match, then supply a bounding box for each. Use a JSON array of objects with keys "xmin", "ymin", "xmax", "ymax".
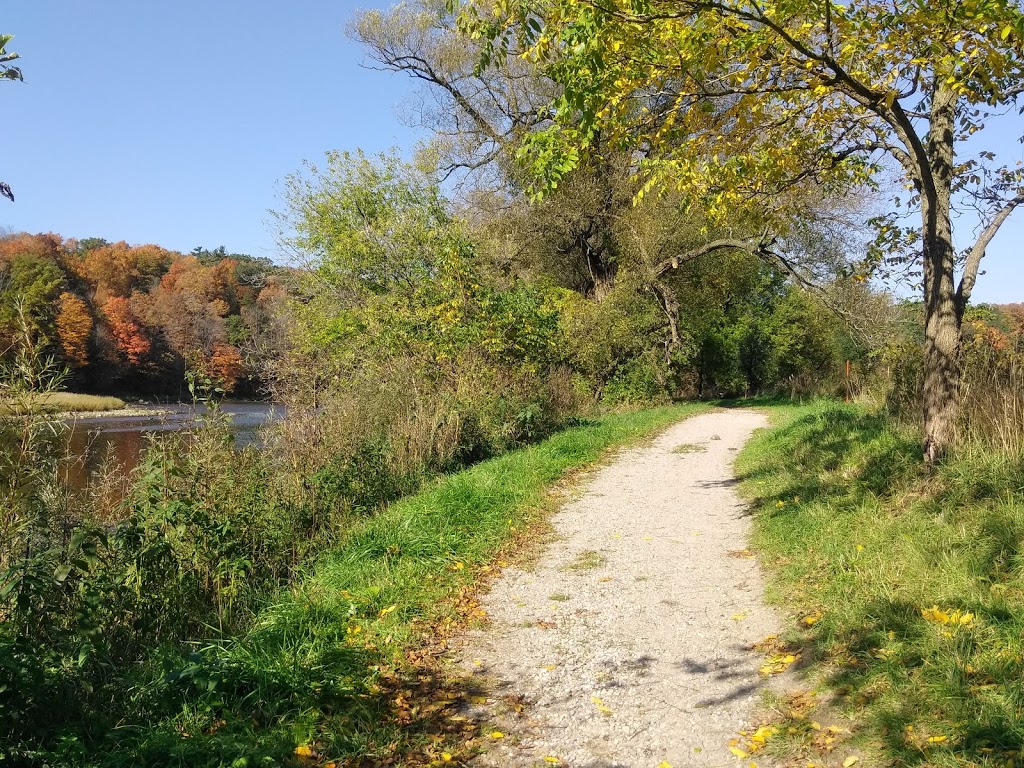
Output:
[
  {"xmin": 55, "ymin": 292, "xmax": 93, "ymax": 367},
  {"xmin": 76, "ymin": 242, "xmax": 173, "ymax": 303},
  {"xmin": 0, "ymin": 233, "xmax": 65, "ymax": 266},
  {"xmin": 1000, "ymin": 304, "xmax": 1024, "ymax": 336},
  {"xmin": 103, "ymin": 296, "xmax": 151, "ymax": 365},
  {"xmin": 207, "ymin": 344, "xmax": 245, "ymax": 393}
]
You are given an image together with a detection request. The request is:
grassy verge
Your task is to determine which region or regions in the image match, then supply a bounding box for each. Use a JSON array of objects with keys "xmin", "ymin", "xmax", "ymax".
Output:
[
  {"xmin": 738, "ymin": 400, "xmax": 1024, "ymax": 768},
  {"xmin": 102, "ymin": 402, "xmax": 706, "ymax": 768},
  {"xmin": 0, "ymin": 391, "xmax": 126, "ymax": 414}
]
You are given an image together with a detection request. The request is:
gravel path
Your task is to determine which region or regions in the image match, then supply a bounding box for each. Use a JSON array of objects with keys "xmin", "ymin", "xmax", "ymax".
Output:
[{"xmin": 461, "ymin": 408, "xmax": 780, "ymax": 768}]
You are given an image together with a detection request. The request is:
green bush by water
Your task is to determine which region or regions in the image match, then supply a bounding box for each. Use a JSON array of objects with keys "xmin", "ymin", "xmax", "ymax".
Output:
[{"xmin": 0, "ymin": 400, "xmax": 702, "ymax": 766}]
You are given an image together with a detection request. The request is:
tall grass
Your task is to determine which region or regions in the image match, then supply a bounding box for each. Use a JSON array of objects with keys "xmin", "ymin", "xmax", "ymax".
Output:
[
  {"xmin": 738, "ymin": 401, "xmax": 1024, "ymax": 768},
  {"xmin": 880, "ymin": 323, "xmax": 1024, "ymax": 455},
  {"xmin": 957, "ymin": 329, "xmax": 1024, "ymax": 455},
  {"xmin": 0, "ymin": 389, "xmax": 702, "ymax": 766},
  {"xmin": 0, "ymin": 392, "xmax": 126, "ymax": 415}
]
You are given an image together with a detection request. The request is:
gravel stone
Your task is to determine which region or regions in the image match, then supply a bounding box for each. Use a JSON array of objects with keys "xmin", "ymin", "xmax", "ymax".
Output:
[{"xmin": 461, "ymin": 409, "xmax": 782, "ymax": 768}]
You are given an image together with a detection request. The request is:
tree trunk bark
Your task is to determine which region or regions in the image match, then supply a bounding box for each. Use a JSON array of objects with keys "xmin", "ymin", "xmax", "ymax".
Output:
[
  {"xmin": 919, "ymin": 83, "xmax": 962, "ymax": 465},
  {"xmin": 920, "ymin": 192, "xmax": 961, "ymax": 464}
]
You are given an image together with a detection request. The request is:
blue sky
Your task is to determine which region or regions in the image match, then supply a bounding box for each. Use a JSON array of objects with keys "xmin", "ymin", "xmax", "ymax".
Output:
[
  {"xmin": 2, "ymin": 3, "xmax": 1022, "ymax": 302},
  {"xmin": 3, "ymin": 2, "xmax": 417, "ymax": 259}
]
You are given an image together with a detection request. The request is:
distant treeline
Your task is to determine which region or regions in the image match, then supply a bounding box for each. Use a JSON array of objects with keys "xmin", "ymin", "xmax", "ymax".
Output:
[{"xmin": 0, "ymin": 234, "xmax": 286, "ymax": 396}]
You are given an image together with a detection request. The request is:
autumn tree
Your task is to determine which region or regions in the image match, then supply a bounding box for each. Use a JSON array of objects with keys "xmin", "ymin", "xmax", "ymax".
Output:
[
  {"xmin": 206, "ymin": 343, "xmax": 245, "ymax": 393},
  {"xmin": 464, "ymin": 0, "xmax": 1024, "ymax": 460},
  {"xmin": 55, "ymin": 292, "xmax": 93, "ymax": 367},
  {"xmin": 102, "ymin": 296, "xmax": 150, "ymax": 366},
  {"xmin": 73, "ymin": 241, "xmax": 173, "ymax": 303}
]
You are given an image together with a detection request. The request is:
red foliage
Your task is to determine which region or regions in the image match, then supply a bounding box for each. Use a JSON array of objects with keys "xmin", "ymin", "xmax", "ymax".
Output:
[
  {"xmin": 103, "ymin": 296, "xmax": 151, "ymax": 365},
  {"xmin": 206, "ymin": 344, "xmax": 245, "ymax": 393}
]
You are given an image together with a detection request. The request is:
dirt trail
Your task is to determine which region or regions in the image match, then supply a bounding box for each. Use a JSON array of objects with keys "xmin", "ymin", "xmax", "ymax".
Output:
[{"xmin": 461, "ymin": 408, "xmax": 780, "ymax": 768}]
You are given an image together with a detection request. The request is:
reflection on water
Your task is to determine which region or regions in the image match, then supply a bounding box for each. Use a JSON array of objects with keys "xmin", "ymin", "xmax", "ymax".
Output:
[{"xmin": 59, "ymin": 402, "xmax": 281, "ymax": 496}]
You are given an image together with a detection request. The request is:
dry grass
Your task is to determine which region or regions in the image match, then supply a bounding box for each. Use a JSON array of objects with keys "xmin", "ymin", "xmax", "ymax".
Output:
[{"xmin": 0, "ymin": 392, "xmax": 126, "ymax": 415}]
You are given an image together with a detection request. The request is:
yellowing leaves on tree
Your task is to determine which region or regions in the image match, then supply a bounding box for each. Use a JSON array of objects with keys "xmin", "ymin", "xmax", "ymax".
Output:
[{"xmin": 461, "ymin": 0, "xmax": 1024, "ymax": 463}]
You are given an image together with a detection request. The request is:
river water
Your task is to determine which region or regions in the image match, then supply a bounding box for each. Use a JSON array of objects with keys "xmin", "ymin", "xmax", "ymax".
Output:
[{"xmin": 60, "ymin": 402, "xmax": 281, "ymax": 493}]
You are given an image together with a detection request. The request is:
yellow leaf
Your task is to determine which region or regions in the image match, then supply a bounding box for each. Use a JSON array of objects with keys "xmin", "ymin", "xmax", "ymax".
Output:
[
  {"xmin": 922, "ymin": 606, "xmax": 950, "ymax": 624},
  {"xmin": 658, "ymin": 763, "xmax": 673, "ymax": 768},
  {"xmin": 1002, "ymin": 24, "xmax": 1013, "ymax": 40},
  {"xmin": 442, "ymin": 753, "xmax": 453, "ymax": 762},
  {"xmin": 843, "ymin": 757, "xmax": 859, "ymax": 767},
  {"xmin": 732, "ymin": 613, "xmax": 747, "ymax": 621},
  {"xmin": 378, "ymin": 604, "xmax": 397, "ymax": 617},
  {"xmin": 730, "ymin": 746, "xmax": 749, "ymax": 758},
  {"xmin": 490, "ymin": 730, "xmax": 505, "ymax": 739},
  {"xmin": 592, "ymin": 696, "xmax": 614, "ymax": 715},
  {"xmin": 544, "ymin": 758, "xmax": 560, "ymax": 764},
  {"xmin": 928, "ymin": 735, "xmax": 948, "ymax": 743},
  {"xmin": 294, "ymin": 745, "xmax": 314, "ymax": 757}
]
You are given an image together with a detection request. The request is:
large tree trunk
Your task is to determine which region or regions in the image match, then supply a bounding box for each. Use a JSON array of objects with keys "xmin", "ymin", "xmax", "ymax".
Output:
[
  {"xmin": 919, "ymin": 84, "xmax": 963, "ymax": 464},
  {"xmin": 920, "ymin": 185, "xmax": 961, "ymax": 464}
]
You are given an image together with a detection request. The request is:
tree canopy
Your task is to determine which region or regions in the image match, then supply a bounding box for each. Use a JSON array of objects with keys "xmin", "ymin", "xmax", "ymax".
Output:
[{"xmin": 460, "ymin": 0, "xmax": 1024, "ymax": 459}]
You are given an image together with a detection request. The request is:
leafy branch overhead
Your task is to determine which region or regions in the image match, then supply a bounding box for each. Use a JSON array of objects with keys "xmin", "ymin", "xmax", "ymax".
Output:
[
  {"xmin": 1, "ymin": 34, "xmax": 20, "ymax": 204},
  {"xmin": 0, "ymin": 34, "xmax": 21, "ymax": 81},
  {"xmin": 458, "ymin": 0, "xmax": 1024, "ymax": 460}
]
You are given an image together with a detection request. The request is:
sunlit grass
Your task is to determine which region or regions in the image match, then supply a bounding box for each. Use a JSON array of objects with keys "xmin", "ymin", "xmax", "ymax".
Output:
[
  {"xmin": 738, "ymin": 401, "xmax": 1024, "ymax": 768},
  {"xmin": 0, "ymin": 392, "xmax": 126, "ymax": 414},
  {"xmin": 106, "ymin": 402, "xmax": 708, "ymax": 767}
]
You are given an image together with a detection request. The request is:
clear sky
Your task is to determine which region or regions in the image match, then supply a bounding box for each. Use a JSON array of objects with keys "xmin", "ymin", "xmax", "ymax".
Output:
[{"xmin": 2, "ymin": 3, "xmax": 1022, "ymax": 302}]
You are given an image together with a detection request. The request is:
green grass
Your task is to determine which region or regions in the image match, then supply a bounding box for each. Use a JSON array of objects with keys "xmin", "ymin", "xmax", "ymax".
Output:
[
  {"xmin": 99, "ymin": 402, "xmax": 706, "ymax": 767},
  {"xmin": 0, "ymin": 392, "xmax": 126, "ymax": 414},
  {"xmin": 737, "ymin": 400, "xmax": 1024, "ymax": 768}
]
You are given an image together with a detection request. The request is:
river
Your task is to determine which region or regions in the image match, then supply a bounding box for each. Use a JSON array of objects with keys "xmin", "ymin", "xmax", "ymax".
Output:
[{"xmin": 60, "ymin": 401, "xmax": 282, "ymax": 494}]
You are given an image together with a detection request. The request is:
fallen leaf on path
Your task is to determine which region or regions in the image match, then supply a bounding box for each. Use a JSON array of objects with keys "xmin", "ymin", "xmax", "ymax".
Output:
[
  {"xmin": 760, "ymin": 653, "xmax": 798, "ymax": 675},
  {"xmin": 732, "ymin": 612, "xmax": 747, "ymax": 621},
  {"xmin": 842, "ymin": 757, "xmax": 859, "ymax": 767},
  {"xmin": 490, "ymin": 731, "xmax": 505, "ymax": 739},
  {"xmin": 591, "ymin": 696, "xmax": 614, "ymax": 716}
]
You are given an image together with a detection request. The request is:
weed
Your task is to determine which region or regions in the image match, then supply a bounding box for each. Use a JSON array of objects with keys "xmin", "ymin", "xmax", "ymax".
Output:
[
  {"xmin": 671, "ymin": 443, "xmax": 706, "ymax": 454},
  {"xmin": 564, "ymin": 550, "xmax": 605, "ymax": 570}
]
